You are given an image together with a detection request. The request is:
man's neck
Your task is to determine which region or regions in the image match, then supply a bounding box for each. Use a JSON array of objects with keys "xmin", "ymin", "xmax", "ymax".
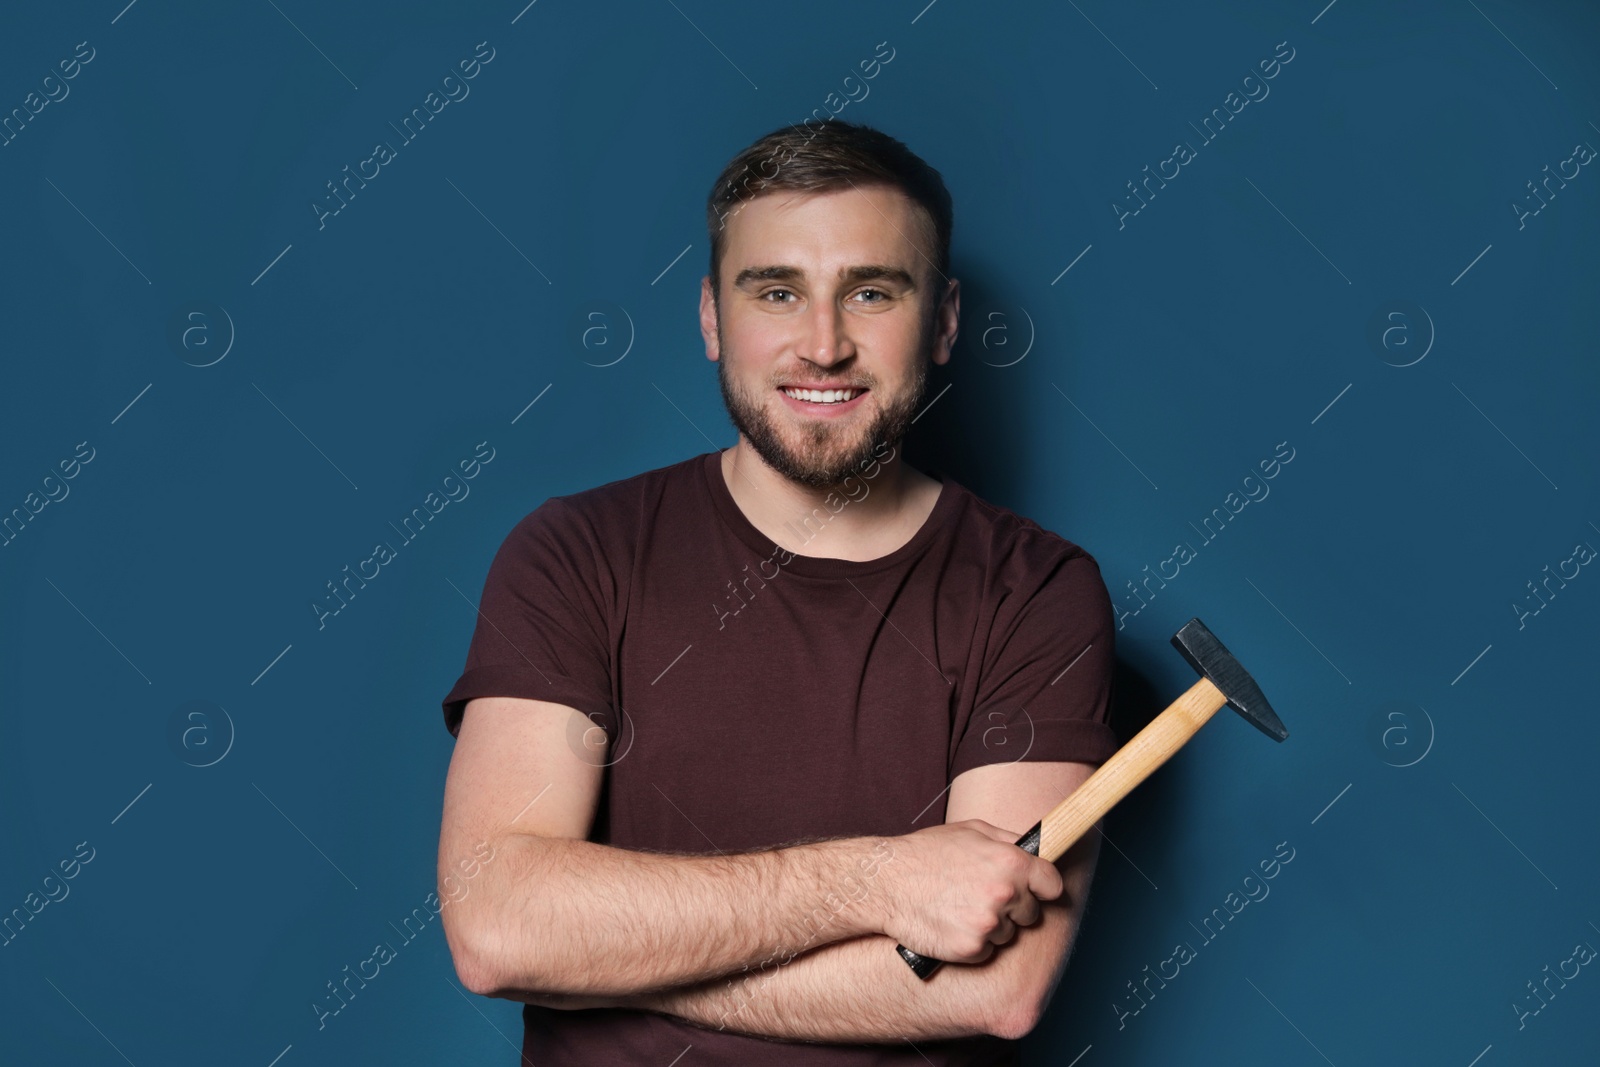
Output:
[{"xmin": 719, "ymin": 440, "xmax": 942, "ymax": 562}]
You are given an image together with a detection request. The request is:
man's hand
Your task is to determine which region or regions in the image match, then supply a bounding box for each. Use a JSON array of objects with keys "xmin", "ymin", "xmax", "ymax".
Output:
[{"xmin": 871, "ymin": 818, "xmax": 1064, "ymax": 965}]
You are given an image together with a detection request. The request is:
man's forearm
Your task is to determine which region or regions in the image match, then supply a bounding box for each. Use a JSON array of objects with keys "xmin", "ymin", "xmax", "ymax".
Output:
[
  {"xmin": 624, "ymin": 901, "xmax": 1077, "ymax": 1043},
  {"xmin": 456, "ymin": 831, "xmax": 896, "ymax": 998}
]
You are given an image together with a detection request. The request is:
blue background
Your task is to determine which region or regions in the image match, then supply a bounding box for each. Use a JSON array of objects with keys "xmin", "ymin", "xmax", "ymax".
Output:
[{"xmin": 3, "ymin": 1, "xmax": 1598, "ymax": 1063}]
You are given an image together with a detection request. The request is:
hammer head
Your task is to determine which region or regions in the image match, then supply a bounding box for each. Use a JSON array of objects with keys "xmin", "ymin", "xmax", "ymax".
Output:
[{"xmin": 1170, "ymin": 618, "xmax": 1288, "ymax": 742}]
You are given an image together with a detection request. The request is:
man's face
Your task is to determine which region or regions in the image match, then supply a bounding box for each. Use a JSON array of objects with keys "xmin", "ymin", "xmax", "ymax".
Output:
[{"xmin": 701, "ymin": 184, "xmax": 957, "ymax": 490}]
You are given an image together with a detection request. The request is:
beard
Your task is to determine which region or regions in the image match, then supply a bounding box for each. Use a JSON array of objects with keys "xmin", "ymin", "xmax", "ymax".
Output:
[{"xmin": 716, "ymin": 323, "xmax": 929, "ymax": 490}]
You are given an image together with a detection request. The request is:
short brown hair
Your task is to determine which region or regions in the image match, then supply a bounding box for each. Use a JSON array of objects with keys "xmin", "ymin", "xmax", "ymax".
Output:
[{"xmin": 705, "ymin": 120, "xmax": 953, "ymax": 296}]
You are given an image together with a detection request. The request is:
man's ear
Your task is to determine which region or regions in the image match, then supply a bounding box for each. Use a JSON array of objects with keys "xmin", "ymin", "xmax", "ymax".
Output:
[
  {"xmin": 700, "ymin": 276, "xmax": 721, "ymax": 362},
  {"xmin": 931, "ymin": 277, "xmax": 960, "ymax": 366}
]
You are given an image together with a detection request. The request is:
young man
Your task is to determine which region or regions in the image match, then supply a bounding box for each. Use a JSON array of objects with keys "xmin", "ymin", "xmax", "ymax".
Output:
[{"xmin": 437, "ymin": 121, "xmax": 1119, "ymax": 1065}]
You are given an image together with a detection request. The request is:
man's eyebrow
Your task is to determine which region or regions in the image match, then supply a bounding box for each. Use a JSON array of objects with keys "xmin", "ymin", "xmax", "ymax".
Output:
[
  {"xmin": 842, "ymin": 265, "xmax": 916, "ymax": 290},
  {"xmin": 732, "ymin": 265, "xmax": 802, "ymax": 289},
  {"xmin": 731, "ymin": 264, "xmax": 918, "ymax": 291}
]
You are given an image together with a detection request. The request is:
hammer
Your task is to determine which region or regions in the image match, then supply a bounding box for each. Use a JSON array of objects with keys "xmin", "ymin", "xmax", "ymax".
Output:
[{"xmin": 896, "ymin": 617, "xmax": 1288, "ymax": 979}]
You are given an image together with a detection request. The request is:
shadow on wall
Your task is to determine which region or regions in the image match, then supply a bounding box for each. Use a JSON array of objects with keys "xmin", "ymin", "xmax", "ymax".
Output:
[
  {"xmin": 898, "ymin": 278, "xmax": 1038, "ymax": 512},
  {"xmin": 1026, "ymin": 660, "xmax": 1195, "ymax": 1058}
]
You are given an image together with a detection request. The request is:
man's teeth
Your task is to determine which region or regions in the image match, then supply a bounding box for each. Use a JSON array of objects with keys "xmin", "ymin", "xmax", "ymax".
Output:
[{"xmin": 782, "ymin": 387, "xmax": 862, "ymax": 404}]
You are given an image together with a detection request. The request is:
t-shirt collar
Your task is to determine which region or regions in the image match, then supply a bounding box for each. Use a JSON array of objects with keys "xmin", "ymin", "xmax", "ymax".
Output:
[{"xmin": 701, "ymin": 449, "xmax": 959, "ymax": 579}]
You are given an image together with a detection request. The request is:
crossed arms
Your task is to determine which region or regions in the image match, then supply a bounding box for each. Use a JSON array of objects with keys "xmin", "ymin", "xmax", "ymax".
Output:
[{"xmin": 438, "ymin": 696, "xmax": 1103, "ymax": 1043}]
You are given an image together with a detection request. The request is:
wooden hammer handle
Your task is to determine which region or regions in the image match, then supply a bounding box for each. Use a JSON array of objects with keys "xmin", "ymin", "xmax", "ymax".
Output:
[
  {"xmin": 1037, "ymin": 674, "xmax": 1227, "ymax": 861},
  {"xmin": 895, "ymin": 675, "xmax": 1229, "ymax": 979}
]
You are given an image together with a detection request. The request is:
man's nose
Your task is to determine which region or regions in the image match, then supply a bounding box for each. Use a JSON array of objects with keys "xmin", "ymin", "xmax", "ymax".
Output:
[{"xmin": 800, "ymin": 297, "xmax": 855, "ymax": 367}]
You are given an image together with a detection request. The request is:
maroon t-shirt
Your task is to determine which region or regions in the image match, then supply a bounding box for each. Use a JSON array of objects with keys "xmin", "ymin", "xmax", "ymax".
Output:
[{"xmin": 441, "ymin": 448, "xmax": 1119, "ymax": 1066}]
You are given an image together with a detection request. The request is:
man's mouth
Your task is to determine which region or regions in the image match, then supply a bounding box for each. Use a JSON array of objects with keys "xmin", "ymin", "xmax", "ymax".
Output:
[{"xmin": 779, "ymin": 386, "xmax": 868, "ymax": 405}]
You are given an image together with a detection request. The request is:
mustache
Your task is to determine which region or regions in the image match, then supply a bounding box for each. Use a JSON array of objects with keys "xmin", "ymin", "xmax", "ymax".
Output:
[{"xmin": 773, "ymin": 378, "xmax": 873, "ymax": 389}]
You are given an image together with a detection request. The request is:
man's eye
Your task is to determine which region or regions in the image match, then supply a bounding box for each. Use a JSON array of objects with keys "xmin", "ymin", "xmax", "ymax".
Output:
[
  {"xmin": 854, "ymin": 288, "xmax": 888, "ymax": 304},
  {"xmin": 760, "ymin": 289, "xmax": 796, "ymax": 303}
]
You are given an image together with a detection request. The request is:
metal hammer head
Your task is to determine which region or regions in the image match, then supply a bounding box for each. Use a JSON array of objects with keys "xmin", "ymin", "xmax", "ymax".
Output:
[{"xmin": 1170, "ymin": 618, "xmax": 1288, "ymax": 742}]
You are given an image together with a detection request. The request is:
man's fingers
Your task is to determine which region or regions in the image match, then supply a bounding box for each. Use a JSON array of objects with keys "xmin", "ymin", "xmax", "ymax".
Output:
[
  {"xmin": 961, "ymin": 819, "xmax": 1016, "ymax": 843},
  {"xmin": 1027, "ymin": 857, "xmax": 1065, "ymax": 903}
]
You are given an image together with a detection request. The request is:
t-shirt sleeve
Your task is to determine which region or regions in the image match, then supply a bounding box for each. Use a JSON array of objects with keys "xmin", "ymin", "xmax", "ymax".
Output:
[
  {"xmin": 439, "ymin": 497, "xmax": 616, "ymax": 738},
  {"xmin": 950, "ymin": 544, "xmax": 1120, "ymax": 780}
]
